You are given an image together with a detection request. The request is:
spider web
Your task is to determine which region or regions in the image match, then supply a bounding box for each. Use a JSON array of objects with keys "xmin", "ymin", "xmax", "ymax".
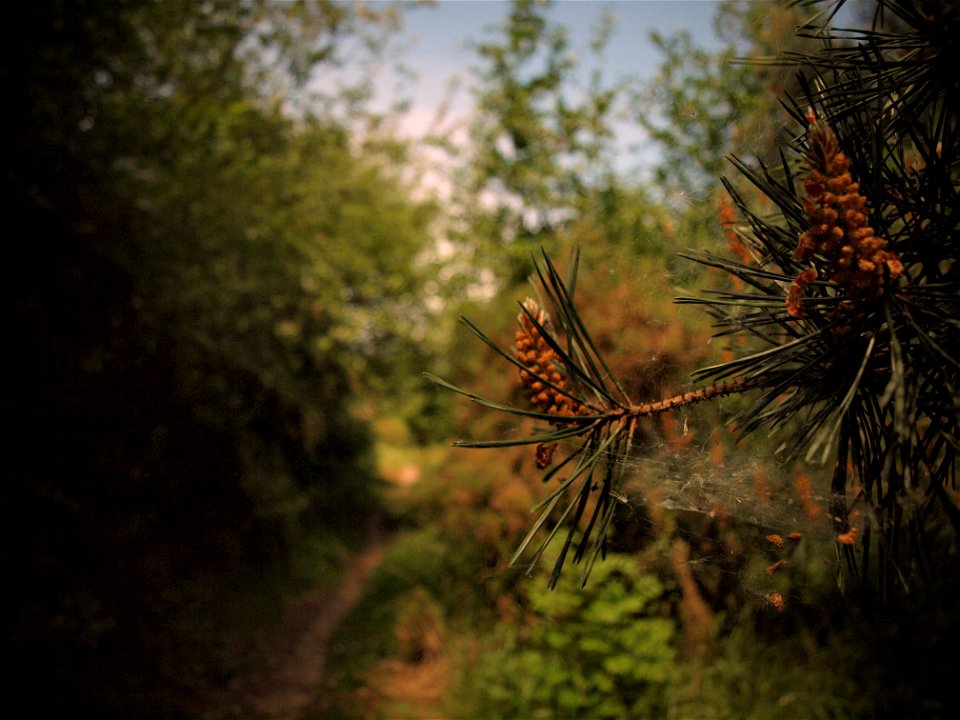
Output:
[
  {"xmin": 490, "ymin": 412, "xmax": 834, "ymax": 542},
  {"xmin": 475, "ymin": 240, "xmax": 845, "ymax": 604}
]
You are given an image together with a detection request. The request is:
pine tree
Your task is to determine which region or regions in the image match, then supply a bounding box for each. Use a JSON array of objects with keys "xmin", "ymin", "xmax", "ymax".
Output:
[{"xmin": 433, "ymin": 0, "xmax": 960, "ymax": 599}]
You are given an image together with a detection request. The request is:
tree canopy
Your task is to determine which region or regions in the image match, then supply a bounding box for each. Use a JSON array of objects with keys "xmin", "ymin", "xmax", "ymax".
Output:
[{"xmin": 3, "ymin": 1, "xmax": 439, "ymax": 715}]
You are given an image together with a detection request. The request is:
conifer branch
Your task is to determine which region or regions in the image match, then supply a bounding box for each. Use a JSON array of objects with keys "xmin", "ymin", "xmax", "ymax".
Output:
[{"xmin": 435, "ymin": 0, "xmax": 960, "ymax": 594}]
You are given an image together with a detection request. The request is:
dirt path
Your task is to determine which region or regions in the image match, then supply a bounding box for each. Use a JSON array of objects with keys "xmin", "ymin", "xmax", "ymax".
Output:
[{"xmin": 200, "ymin": 529, "xmax": 388, "ymax": 720}]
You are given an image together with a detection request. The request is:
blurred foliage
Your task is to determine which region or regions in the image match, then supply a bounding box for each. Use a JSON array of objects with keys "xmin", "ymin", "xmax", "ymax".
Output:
[
  {"xmin": 631, "ymin": 1, "xmax": 821, "ymax": 198},
  {"xmin": 2, "ymin": 0, "xmax": 441, "ymax": 716},
  {"xmin": 669, "ymin": 578, "xmax": 958, "ymax": 719},
  {"xmin": 457, "ymin": 548, "xmax": 676, "ymax": 720},
  {"xmin": 461, "ymin": 0, "xmax": 631, "ymax": 283}
]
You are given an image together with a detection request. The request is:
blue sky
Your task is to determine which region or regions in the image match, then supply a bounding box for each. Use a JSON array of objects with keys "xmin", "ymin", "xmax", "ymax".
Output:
[
  {"xmin": 364, "ymin": 0, "xmax": 727, "ymax": 187},
  {"xmin": 381, "ymin": 0, "xmax": 723, "ymax": 120},
  {"xmin": 355, "ymin": 1, "xmax": 866, "ymax": 167},
  {"xmin": 398, "ymin": 0, "xmax": 724, "ymax": 95},
  {"xmin": 384, "ymin": 0, "xmax": 866, "ymax": 112}
]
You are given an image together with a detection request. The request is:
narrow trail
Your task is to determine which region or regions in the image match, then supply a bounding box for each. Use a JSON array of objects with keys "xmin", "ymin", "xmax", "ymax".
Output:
[{"xmin": 200, "ymin": 526, "xmax": 388, "ymax": 720}]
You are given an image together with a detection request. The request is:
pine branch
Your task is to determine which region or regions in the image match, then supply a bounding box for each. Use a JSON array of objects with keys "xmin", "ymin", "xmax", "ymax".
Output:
[{"xmin": 435, "ymin": 0, "xmax": 960, "ymax": 595}]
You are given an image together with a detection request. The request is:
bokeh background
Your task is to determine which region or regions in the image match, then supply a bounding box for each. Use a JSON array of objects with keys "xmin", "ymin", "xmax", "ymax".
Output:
[{"xmin": 5, "ymin": 1, "xmax": 955, "ymax": 718}]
